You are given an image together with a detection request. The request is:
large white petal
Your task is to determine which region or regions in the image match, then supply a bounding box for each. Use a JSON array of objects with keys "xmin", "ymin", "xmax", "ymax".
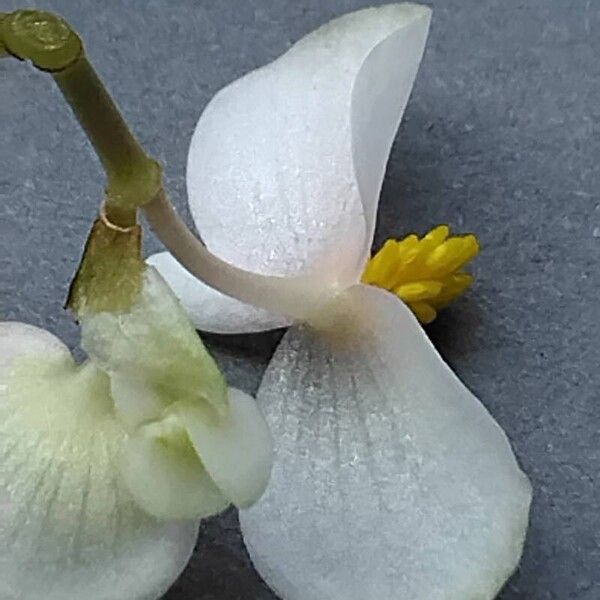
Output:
[
  {"xmin": 240, "ymin": 285, "xmax": 532, "ymax": 600},
  {"xmin": 147, "ymin": 252, "xmax": 292, "ymax": 333},
  {"xmin": 157, "ymin": 3, "xmax": 431, "ymax": 331},
  {"xmin": 0, "ymin": 322, "xmax": 198, "ymax": 600}
]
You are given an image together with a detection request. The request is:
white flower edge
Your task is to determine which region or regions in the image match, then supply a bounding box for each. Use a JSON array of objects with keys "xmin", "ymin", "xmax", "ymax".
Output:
[
  {"xmin": 240, "ymin": 284, "xmax": 532, "ymax": 600},
  {"xmin": 149, "ymin": 3, "xmax": 431, "ymax": 332}
]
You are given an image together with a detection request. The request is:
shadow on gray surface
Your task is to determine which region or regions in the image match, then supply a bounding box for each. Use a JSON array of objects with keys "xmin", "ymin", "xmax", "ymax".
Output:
[{"xmin": 163, "ymin": 509, "xmax": 276, "ymax": 600}]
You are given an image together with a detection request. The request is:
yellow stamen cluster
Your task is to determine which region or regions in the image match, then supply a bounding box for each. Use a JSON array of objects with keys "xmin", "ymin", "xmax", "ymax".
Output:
[{"xmin": 362, "ymin": 225, "xmax": 480, "ymax": 324}]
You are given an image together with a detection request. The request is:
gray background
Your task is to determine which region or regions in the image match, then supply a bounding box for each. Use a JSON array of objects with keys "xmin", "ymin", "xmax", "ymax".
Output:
[{"xmin": 1, "ymin": 0, "xmax": 598, "ymax": 598}]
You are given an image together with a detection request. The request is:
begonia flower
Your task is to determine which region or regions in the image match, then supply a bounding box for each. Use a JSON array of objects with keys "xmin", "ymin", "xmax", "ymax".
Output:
[{"xmin": 145, "ymin": 4, "xmax": 533, "ymax": 599}]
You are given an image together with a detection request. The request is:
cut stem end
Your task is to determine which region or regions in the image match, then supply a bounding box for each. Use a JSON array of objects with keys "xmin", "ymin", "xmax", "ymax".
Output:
[{"xmin": 1, "ymin": 10, "xmax": 82, "ymax": 71}]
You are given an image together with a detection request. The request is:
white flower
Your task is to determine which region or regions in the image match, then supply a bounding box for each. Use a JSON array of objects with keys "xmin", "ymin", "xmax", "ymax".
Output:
[
  {"xmin": 147, "ymin": 4, "xmax": 533, "ymax": 599},
  {"xmin": 0, "ymin": 267, "xmax": 272, "ymax": 600}
]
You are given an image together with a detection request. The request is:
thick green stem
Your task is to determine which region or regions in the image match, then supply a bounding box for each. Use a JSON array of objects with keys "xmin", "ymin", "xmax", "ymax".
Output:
[
  {"xmin": 0, "ymin": 9, "xmax": 160, "ymax": 227},
  {"xmin": 53, "ymin": 57, "xmax": 161, "ymax": 227}
]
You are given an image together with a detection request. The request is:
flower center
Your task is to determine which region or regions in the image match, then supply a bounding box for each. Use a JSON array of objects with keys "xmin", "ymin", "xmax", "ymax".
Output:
[{"xmin": 362, "ymin": 225, "xmax": 480, "ymax": 324}]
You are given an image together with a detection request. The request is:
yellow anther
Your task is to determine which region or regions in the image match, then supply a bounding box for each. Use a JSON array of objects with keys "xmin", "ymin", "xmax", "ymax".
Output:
[
  {"xmin": 409, "ymin": 302, "xmax": 438, "ymax": 325},
  {"xmin": 394, "ymin": 281, "xmax": 443, "ymax": 302},
  {"xmin": 362, "ymin": 225, "xmax": 480, "ymax": 324},
  {"xmin": 423, "ymin": 224, "xmax": 450, "ymax": 246}
]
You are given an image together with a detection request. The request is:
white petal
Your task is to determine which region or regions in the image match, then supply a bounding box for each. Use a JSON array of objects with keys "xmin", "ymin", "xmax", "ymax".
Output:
[
  {"xmin": 109, "ymin": 374, "xmax": 166, "ymax": 430},
  {"xmin": 350, "ymin": 5, "xmax": 432, "ymax": 244},
  {"xmin": 121, "ymin": 414, "xmax": 230, "ymax": 521},
  {"xmin": 147, "ymin": 251, "xmax": 291, "ymax": 333},
  {"xmin": 120, "ymin": 387, "xmax": 272, "ymax": 520},
  {"xmin": 240, "ymin": 285, "xmax": 532, "ymax": 600},
  {"xmin": 0, "ymin": 321, "xmax": 71, "ymax": 369},
  {"xmin": 185, "ymin": 3, "xmax": 431, "ymax": 290},
  {"xmin": 176, "ymin": 387, "xmax": 273, "ymax": 508},
  {"xmin": 0, "ymin": 322, "xmax": 198, "ymax": 600}
]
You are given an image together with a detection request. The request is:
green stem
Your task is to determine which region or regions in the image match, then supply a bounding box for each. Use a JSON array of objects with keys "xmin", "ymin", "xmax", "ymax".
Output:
[
  {"xmin": 53, "ymin": 57, "xmax": 161, "ymax": 227},
  {"xmin": 0, "ymin": 9, "xmax": 160, "ymax": 227}
]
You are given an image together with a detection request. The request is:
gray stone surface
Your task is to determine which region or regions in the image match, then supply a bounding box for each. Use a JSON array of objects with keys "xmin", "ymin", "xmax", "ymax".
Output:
[{"xmin": 0, "ymin": 1, "xmax": 598, "ymax": 599}]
